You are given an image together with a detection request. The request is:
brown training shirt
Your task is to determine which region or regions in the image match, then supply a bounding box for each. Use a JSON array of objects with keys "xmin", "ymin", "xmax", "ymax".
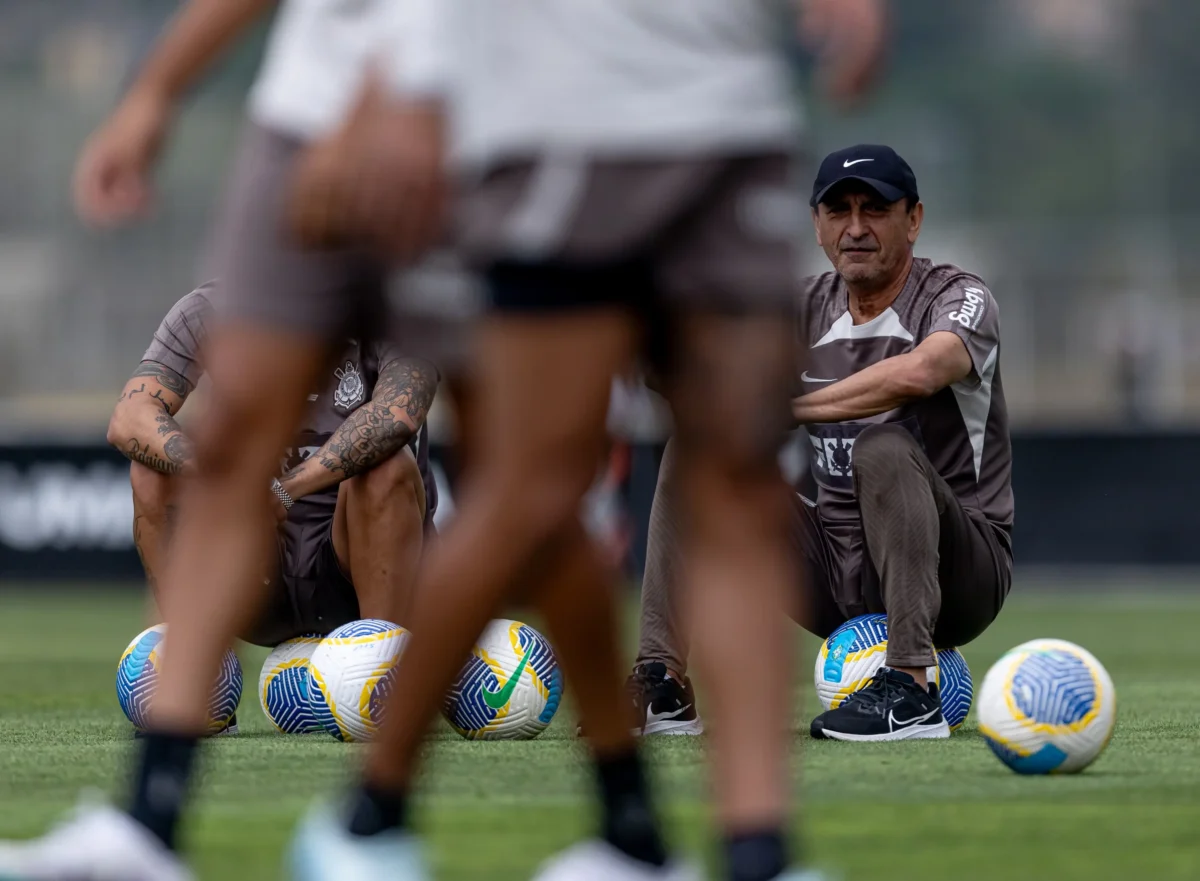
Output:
[
  {"xmin": 796, "ymin": 258, "xmax": 1013, "ymax": 593},
  {"xmin": 140, "ymin": 282, "xmax": 435, "ymax": 521}
]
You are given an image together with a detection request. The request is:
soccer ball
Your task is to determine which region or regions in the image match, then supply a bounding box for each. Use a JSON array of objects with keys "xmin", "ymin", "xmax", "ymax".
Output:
[
  {"xmin": 307, "ymin": 619, "xmax": 409, "ymax": 742},
  {"xmin": 813, "ymin": 614, "xmax": 973, "ymax": 729},
  {"xmin": 116, "ymin": 624, "xmax": 242, "ymax": 735},
  {"xmin": 978, "ymin": 638, "xmax": 1116, "ymax": 774},
  {"xmin": 936, "ymin": 646, "xmax": 974, "ymax": 731},
  {"xmin": 258, "ymin": 635, "xmax": 322, "ymax": 734},
  {"xmin": 443, "ymin": 619, "xmax": 563, "ymax": 740}
]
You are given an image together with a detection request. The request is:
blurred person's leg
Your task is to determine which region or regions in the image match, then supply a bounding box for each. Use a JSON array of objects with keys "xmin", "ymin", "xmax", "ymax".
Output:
[
  {"xmin": 667, "ymin": 312, "xmax": 798, "ymax": 880},
  {"xmin": 657, "ymin": 153, "xmax": 807, "ymax": 881},
  {"xmin": 332, "ymin": 303, "xmax": 680, "ymax": 872},
  {"xmin": 130, "ymin": 121, "xmax": 382, "ymax": 851}
]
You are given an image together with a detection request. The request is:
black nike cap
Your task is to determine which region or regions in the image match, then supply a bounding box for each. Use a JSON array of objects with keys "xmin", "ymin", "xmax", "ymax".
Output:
[{"xmin": 810, "ymin": 144, "xmax": 919, "ymax": 208}]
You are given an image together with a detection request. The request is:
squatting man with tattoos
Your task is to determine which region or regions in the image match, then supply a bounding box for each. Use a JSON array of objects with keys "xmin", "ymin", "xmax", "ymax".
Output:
[
  {"xmin": 630, "ymin": 145, "xmax": 1014, "ymax": 743},
  {"xmin": 108, "ymin": 281, "xmax": 439, "ymax": 714}
]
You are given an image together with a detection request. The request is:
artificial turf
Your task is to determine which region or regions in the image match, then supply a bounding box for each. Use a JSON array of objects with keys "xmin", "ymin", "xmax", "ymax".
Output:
[{"xmin": 1, "ymin": 585, "xmax": 1198, "ymax": 880}]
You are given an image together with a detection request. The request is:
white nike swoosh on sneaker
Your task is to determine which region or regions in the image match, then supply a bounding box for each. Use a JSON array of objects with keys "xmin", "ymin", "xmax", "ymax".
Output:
[
  {"xmin": 887, "ymin": 707, "xmax": 939, "ymax": 731},
  {"xmin": 646, "ymin": 706, "xmax": 691, "ymax": 725},
  {"xmin": 800, "ymin": 371, "xmax": 838, "ymax": 383}
]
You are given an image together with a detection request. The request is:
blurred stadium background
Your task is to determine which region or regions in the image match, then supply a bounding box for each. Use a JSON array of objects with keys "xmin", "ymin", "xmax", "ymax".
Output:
[{"xmin": 1, "ymin": 0, "xmax": 1199, "ymax": 578}]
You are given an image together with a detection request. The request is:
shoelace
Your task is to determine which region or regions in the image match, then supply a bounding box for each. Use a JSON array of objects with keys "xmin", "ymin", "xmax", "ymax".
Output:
[{"xmin": 844, "ymin": 669, "xmax": 901, "ymax": 713}]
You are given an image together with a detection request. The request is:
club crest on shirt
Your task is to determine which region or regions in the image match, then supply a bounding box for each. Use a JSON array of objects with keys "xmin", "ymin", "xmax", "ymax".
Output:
[{"xmin": 333, "ymin": 361, "xmax": 365, "ymax": 410}]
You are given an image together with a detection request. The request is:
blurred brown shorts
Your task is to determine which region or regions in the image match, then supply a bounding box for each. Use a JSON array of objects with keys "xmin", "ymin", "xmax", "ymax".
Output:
[
  {"xmin": 457, "ymin": 152, "xmax": 803, "ymax": 316},
  {"xmin": 208, "ymin": 122, "xmax": 478, "ymax": 373}
]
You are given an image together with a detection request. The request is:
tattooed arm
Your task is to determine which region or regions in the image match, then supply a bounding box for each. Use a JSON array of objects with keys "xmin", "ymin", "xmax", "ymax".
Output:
[
  {"xmin": 107, "ymin": 361, "xmax": 196, "ymax": 476},
  {"xmin": 278, "ymin": 357, "xmax": 438, "ymax": 500}
]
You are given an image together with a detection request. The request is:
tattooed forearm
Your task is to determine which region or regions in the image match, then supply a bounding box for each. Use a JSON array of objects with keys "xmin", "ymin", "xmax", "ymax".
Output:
[
  {"xmin": 314, "ymin": 404, "xmax": 416, "ymax": 480},
  {"xmin": 117, "ymin": 383, "xmax": 146, "ymax": 403},
  {"xmin": 163, "ymin": 434, "xmax": 195, "ymax": 467},
  {"xmin": 126, "ymin": 439, "xmax": 183, "ymax": 475},
  {"xmin": 149, "ymin": 389, "xmax": 173, "ymax": 412},
  {"xmin": 133, "ymin": 361, "xmax": 189, "ymax": 397},
  {"xmin": 280, "ymin": 358, "xmax": 437, "ymax": 492}
]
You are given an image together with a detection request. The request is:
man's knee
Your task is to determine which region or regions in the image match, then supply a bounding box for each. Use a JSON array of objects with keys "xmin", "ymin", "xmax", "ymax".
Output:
[
  {"xmin": 347, "ymin": 450, "xmax": 425, "ymax": 517},
  {"xmin": 130, "ymin": 462, "xmax": 173, "ymax": 517},
  {"xmin": 851, "ymin": 424, "xmax": 924, "ymax": 483}
]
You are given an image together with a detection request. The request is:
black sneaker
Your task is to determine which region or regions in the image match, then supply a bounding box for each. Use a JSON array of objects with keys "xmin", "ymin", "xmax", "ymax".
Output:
[
  {"xmin": 628, "ymin": 662, "xmax": 704, "ymax": 736},
  {"xmin": 810, "ymin": 669, "xmax": 949, "ymax": 742}
]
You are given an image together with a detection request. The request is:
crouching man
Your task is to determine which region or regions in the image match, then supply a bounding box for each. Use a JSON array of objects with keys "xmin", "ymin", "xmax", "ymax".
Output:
[
  {"xmin": 109, "ymin": 281, "xmax": 438, "ymax": 655},
  {"xmin": 631, "ymin": 145, "xmax": 1014, "ymax": 742}
]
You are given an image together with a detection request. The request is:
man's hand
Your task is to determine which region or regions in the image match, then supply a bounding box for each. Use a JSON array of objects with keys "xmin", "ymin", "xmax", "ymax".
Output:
[
  {"xmin": 289, "ymin": 79, "xmax": 447, "ymax": 260},
  {"xmin": 73, "ymin": 88, "xmax": 173, "ymax": 228},
  {"xmin": 798, "ymin": 0, "xmax": 887, "ymax": 106}
]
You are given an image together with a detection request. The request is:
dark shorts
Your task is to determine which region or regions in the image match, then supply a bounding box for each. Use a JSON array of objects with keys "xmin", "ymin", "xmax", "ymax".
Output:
[
  {"xmin": 240, "ymin": 501, "xmax": 360, "ymax": 647},
  {"xmin": 457, "ymin": 153, "xmax": 802, "ymax": 317}
]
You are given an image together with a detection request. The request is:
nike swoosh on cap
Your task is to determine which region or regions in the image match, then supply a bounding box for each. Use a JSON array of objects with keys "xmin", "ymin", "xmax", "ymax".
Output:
[
  {"xmin": 800, "ymin": 371, "xmax": 838, "ymax": 383},
  {"xmin": 843, "ymin": 158, "xmax": 874, "ymax": 167}
]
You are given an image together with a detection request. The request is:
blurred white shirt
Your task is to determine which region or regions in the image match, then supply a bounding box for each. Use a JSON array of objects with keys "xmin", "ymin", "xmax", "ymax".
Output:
[
  {"xmin": 383, "ymin": 0, "xmax": 805, "ymax": 166},
  {"xmin": 249, "ymin": 0, "xmax": 386, "ymax": 139}
]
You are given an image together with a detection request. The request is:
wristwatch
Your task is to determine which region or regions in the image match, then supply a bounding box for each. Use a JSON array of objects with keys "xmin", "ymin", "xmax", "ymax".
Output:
[{"xmin": 270, "ymin": 478, "xmax": 295, "ymax": 511}]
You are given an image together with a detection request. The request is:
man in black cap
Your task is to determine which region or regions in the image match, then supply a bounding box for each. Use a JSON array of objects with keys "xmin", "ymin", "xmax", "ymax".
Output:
[{"xmin": 628, "ymin": 144, "xmax": 1013, "ymax": 743}]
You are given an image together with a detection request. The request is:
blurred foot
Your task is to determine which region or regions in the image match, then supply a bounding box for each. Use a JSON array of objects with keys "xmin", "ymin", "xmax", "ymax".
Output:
[
  {"xmin": 288, "ymin": 802, "xmax": 427, "ymax": 881},
  {"xmin": 628, "ymin": 663, "xmax": 703, "ymax": 736},
  {"xmin": 530, "ymin": 841, "xmax": 700, "ymax": 881},
  {"xmin": 134, "ymin": 713, "xmax": 238, "ymax": 739},
  {"xmin": 0, "ymin": 797, "xmax": 192, "ymax": 881},
  {"xmin": 811, "ymin": 668, "xmax": 949, "ymax": 742}
]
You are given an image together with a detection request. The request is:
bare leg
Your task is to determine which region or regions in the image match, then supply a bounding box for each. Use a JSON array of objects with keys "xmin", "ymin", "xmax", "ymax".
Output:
[
  {"xmin": 150, "ymin": 325, "xmax": 329, "ymax": 732},
  {"xmin": 668, "ymin": 313, "xmax": 797, "ymax": 845},
  {"xmin": 334, "ymin": 447, "xmax": 427, "ymax": 626},
  {"xmin": 129, "ymin": 462, "xmax": 176, "ymax": 618},
  {"xmin": 363, "ymin": 310, "xmax": 633, "ymax": 787},
  {"xmin": 346, "ymin": 310, "xmax": 665, "ymax": 864}
]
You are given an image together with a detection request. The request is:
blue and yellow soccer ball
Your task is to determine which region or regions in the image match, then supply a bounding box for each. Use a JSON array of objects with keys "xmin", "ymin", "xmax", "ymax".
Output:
[
  {"xmin": 307, "ymin": 619, "xmax": 409, "ymax": 742},
  {"xmin": 978, "ymin": 638, "xmax": 1116, "ymax": 774},
  {"xmin": 116, "ymin": 624, "xmax": 242, "ymax": 735},
  {"xmin": 813, "ymin": 613, "xmax": 973, "ymax": 730},
  {"xmin": 936, "ymin": 646, "xmax": 974, "ymax": 731},
  {"xmin": 258, "ymin": 635, "xmax": 322, "ymax": 734},
  {"xmin": 443, "ymin": 619, "xmax": 563, "ymax": 740}
]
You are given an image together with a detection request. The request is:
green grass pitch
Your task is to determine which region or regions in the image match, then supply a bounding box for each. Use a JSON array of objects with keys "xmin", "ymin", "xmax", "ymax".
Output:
[{"xmin": 2, "ymin": 585, "xmax": 1199, "ymax": 880}]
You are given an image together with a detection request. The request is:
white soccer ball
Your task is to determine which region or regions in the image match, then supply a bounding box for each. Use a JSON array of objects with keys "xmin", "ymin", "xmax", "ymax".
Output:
[
  {"xmin": 115, "ymin": 624, "xmax": 242, "ymax": 735},
  {"xmin": 978, "ymin": 638, "xmax": 1116, "ymax": 774},
  {"xmin": 443, "ymin": 619, "xmax": 563, "ymax": 740},
  {"xmin": 813, "ymin": 614, "xmax": 973, "ymax": 729},
  {"xmin": 307, "ymin": 619, "xmax": 410, "ymax": 742},
  {"xmin": 258, "ymin": 635, "xmax": 322, "ymax": 734}
]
